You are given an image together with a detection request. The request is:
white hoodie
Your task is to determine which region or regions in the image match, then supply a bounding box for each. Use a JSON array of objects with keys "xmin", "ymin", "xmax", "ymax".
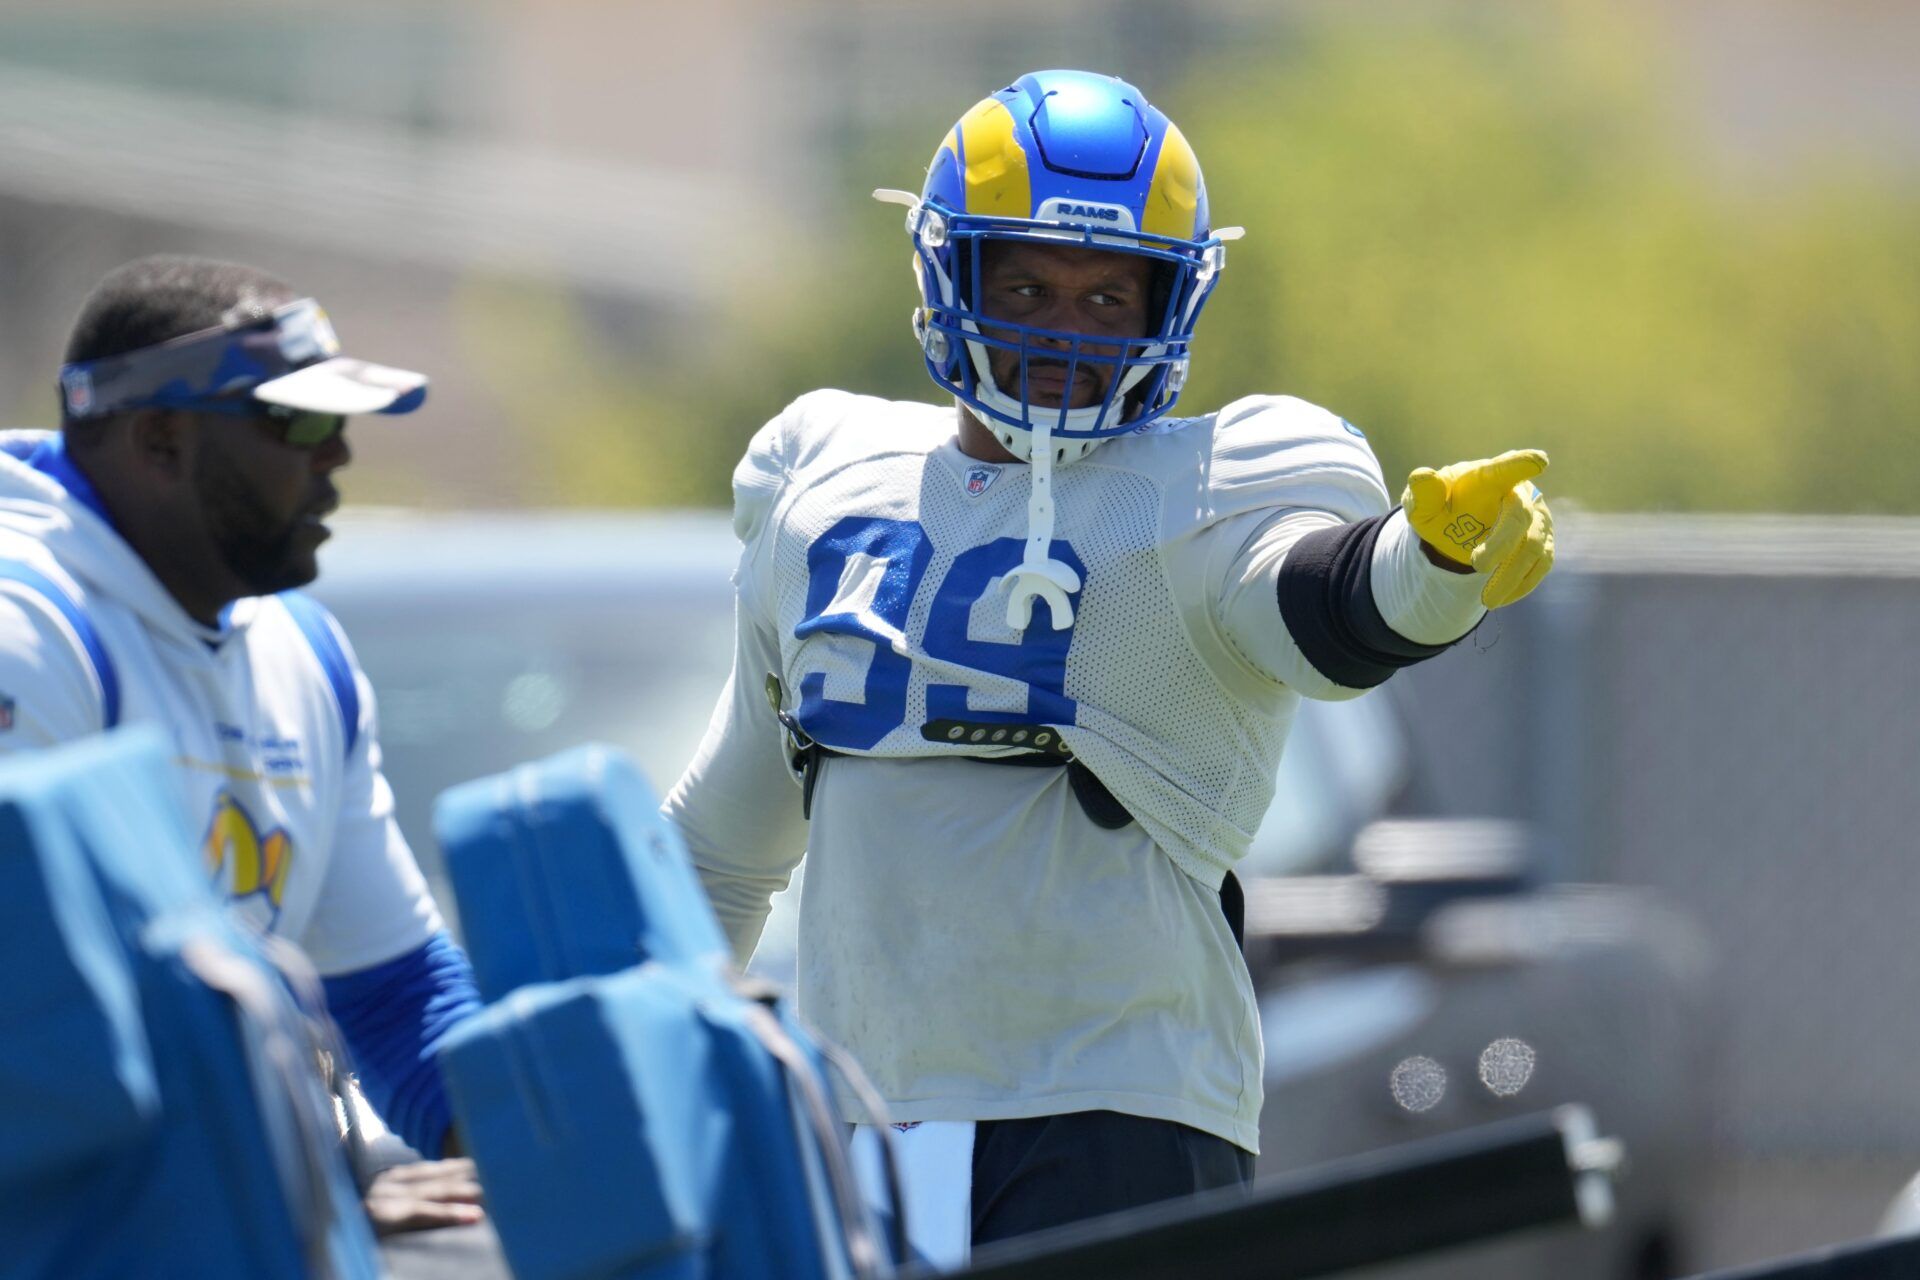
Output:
[{"xmin": 0, "ymin": 431, "xmax": 440, "ymax": 976}]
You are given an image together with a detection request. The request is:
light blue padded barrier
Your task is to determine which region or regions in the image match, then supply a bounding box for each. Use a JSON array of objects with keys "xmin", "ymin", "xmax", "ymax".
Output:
[
  {"xmin": 434, "ymin": 744, "xmax": 903, "ymax": 1280},
  {"xmin": 434, "ymin": 743, "xmax": 729, "ymax": 1003},
  {"xmin": 0, "ymin": 727, "xmax": 381, "ymax": 1279}
]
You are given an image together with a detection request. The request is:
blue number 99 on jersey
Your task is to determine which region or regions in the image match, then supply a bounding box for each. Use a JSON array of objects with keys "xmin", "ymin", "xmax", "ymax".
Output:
[{"xmin": 794, "ymin": 516, "xmax": 1083, "ymax": 750}]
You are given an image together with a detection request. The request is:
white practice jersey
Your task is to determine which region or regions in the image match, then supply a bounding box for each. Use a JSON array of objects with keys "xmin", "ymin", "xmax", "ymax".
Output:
[
  {"xmin": 0, "ymin": 433, "xmax": 441, "ymax": 976},
  {"xmin": 666, "ymin": 390, "xmax": 1483, "ymax": 1151}
]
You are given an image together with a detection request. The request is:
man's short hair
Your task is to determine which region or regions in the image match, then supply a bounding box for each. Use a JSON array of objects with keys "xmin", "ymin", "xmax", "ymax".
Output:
[{"xmin": 62, "ymin": 256, "xmax": 296, "ymax": 430}]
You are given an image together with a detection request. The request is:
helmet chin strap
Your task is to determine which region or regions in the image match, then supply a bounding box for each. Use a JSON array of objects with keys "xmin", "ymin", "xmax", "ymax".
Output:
[
  {"xmin": 956, "ymin": 332, "xmax": 1164, "ymax": 632},
  {"xmin": 1004, "ymin": 409, "xmax": 1082, "ymax": 631}
]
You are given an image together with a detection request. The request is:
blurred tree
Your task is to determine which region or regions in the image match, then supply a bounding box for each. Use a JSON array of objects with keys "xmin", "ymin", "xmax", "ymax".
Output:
[
  {"xmin": 1178, "ymin": 2, "xmax": 1920, "ymax": 512},
  {"xmin": 456, "ymin": 280, "xmax": 728, "ymax": 508}
]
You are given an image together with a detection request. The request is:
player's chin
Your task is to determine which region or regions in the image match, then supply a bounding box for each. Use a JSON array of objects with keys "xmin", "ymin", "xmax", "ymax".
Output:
[
  {"xmin": 287, "ymin": 548, "xmax": 322, "ymax": 588},
  {"xmin": 238, "ymin": 539, "xmax": 323, "ymax": 597}
]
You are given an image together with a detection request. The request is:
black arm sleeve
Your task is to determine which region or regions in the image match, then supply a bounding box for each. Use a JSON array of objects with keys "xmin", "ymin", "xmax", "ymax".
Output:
[{"xmin": 1274, "ymin": 511, "xmax": 1462, "ymax": 690}]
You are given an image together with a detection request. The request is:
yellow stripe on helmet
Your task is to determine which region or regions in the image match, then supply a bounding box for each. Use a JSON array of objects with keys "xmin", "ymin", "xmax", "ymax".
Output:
[
  {"xmin": 955, "ymin": 98, "xmax": 1031, "ymax": 217},
  {"xmin": 1141, "ymin": 122, "xmax": 1201, "ymax": 240}
]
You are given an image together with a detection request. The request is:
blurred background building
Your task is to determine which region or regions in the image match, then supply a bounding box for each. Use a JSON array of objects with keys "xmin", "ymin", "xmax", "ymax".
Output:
[{"xmin": 4, "ymin": 1, "xmax": 1919, "ymax": 1274}]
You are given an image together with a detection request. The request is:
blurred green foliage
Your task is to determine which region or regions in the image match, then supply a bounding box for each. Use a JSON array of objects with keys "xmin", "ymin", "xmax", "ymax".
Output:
[
  {"xmin": 476, "ymin": 1, "xmax": 1920, "ymax": 513},
  {"xmin": 1181, "ymin": 5, "xmax": 1920, "ymax": 512}
]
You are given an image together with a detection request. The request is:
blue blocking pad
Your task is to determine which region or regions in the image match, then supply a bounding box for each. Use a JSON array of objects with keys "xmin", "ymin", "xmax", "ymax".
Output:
[
  {"xmin": 0, "ymin": 729, "xmax": 380, "ymax": 1280},
  {"xmin": 439, "ymin": 965, "xmax": 857, "ymax": 1280},
  {"xmin": 435, "ymin": 744, "xmax": 899, "ymax": 1280},
  {"xmin": 435, "ymin": 743, "xmax": 729, "ymax": 1002},
  {"xmin": 0, "ymin": 736, "xmax": 161, "ymax": 1194}
]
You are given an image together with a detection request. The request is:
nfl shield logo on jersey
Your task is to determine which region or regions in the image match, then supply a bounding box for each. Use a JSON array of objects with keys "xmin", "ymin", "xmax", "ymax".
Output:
[{"xmin": 964, "ymin": 466, "xmax": 998, "ymax": 496}]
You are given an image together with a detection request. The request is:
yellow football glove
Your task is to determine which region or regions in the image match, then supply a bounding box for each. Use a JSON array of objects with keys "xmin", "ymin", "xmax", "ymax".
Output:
[{"xmin": 1403, "ymin": 449, "xmax": 1556, "ymax": 608}]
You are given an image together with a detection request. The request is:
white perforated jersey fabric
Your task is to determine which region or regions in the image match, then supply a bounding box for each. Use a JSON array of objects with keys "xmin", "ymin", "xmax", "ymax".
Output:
[
  {"xmin": 668, "ymin": 389, "xmax": 1391, "ymax": 1152},
  {"xmin": 738, "ymin": 389, "xmax": 1391, "ymax": 889}
]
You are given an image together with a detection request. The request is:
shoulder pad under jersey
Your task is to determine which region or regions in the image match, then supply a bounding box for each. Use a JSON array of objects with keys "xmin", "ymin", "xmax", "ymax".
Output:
[{"xmin": 1203, "ymin": 394, "xmax": 1392, "ymax": 528}]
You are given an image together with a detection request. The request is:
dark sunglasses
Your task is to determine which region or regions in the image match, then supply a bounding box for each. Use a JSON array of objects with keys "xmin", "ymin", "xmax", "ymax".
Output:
[
  {"xmin": 188, "ymin": 397, "xmax": 347, "ymax": 448},
  {"xmin": 258, "ymin": 403, "xmax": 348, "ymax": 448}
]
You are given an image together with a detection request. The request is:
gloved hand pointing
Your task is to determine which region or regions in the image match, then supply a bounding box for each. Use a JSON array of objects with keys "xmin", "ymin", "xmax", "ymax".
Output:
[{"xmin": 1403, "ymin": 449, "xmax": 1555, "ymax": 608}]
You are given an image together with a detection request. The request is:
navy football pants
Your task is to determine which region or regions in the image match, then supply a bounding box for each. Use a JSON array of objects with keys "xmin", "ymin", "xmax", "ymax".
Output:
[{"xmin": 970, "ymin": 1110, "xmax": 1255, "ymax": 1246}]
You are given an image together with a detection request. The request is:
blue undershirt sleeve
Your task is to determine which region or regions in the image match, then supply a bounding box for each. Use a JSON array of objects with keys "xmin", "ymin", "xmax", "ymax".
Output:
[{"xmin": 320, "ymin": 929, "xmax": 482, "ymax": 1158}]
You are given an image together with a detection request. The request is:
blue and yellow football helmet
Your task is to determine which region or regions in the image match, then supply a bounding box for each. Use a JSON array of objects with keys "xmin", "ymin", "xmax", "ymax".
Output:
[{"xmin": 878, "ymin": 69, "xmax": 1238, "ymax": 459}]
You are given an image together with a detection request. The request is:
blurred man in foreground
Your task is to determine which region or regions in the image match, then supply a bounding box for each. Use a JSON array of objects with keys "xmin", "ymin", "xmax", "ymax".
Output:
[
  {"xmin": 665, "ymin": 70, "xmax": 1556, "ymax": 1265},
  {"xmin": 0, "ymin": 255, "xmax": 483, "ymax": 1234}
]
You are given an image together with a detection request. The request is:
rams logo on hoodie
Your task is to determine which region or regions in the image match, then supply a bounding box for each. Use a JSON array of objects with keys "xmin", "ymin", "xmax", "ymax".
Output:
[{"xmin": 202, "ymin": 791, "xmax": 293, "ymax": 924}]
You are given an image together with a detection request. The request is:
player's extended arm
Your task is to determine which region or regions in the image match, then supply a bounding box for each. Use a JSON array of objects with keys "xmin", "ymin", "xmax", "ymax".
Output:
[
  {"xmin": 1402, "ymin": 449, "xmax": 1556, "ymax": 608},
  {"xmin": 1231, "ymin": 452, "xmax": 1555, "ymax": 700}
]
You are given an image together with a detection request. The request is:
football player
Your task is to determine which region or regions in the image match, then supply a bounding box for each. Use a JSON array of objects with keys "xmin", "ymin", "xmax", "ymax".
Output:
[
  {"xmin": 0, "ymin": 256, "xmax": 485, "ymax": 1235},
  {"xmin": 664, "ymin": 70, "xmax": 1553, "ymax": 1262}
]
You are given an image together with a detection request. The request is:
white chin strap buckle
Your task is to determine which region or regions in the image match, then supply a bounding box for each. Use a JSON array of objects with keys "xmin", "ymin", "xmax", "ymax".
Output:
[{"xmin": 1006, "ymin": 557, "xmax": 1081, "ymax": 631}]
